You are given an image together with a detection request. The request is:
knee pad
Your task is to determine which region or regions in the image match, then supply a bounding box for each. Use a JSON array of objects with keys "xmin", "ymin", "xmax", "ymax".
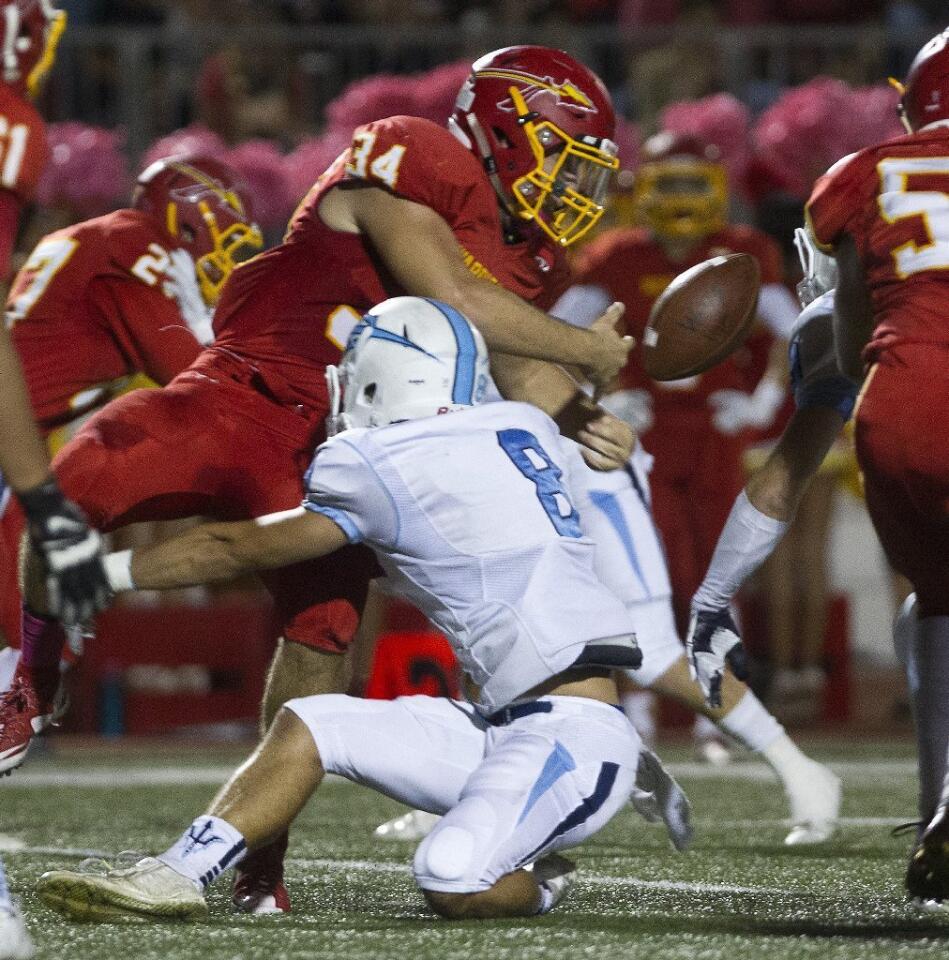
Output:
[{"xmin": 414, "ymin": 825, "xmax": 476, "ymax": 884}]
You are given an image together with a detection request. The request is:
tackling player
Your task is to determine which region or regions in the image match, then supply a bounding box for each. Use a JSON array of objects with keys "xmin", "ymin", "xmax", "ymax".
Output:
[
  {"xmin": 37, "ymin": 298, "xmax": 685, "ymax": 923},
  {"xmin": 804, "ymin": 28, "xmax": 949, "ymax": 905},
  {"xmin": 0, "ymin": 4, "xmax": 110, "ymax": 956},
  {"xmin": 0, "ymin": 153, "xmax": 262, "ymax": 661},
  {"xmin": 5, "ymin": 45, "xmax": 634, "ymax": 912}
]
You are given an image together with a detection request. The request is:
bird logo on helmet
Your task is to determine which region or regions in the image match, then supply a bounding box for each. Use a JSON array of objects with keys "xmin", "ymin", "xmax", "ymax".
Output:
[
  {"xmin": 891, "ymin": 28, "xmax": 949, "ymax": 133},
  {"xmin": 1, "ymin": 0, "xmax": 66, "ymax": 99},
  {"xmin": 132, "ymin": 155, "xmax": 264, "ymax": 307},
  {"xmin": 448, "ymin": 45, "xmax": 619, "ymax": 247},
  {"xmin": 633, "ymin": 132, "xmax": 728, "ymax": 242}
]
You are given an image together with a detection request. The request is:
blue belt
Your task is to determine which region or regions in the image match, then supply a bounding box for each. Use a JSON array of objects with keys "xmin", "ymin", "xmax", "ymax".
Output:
[{"xmin": 485, "ymin": 701, "xmax": 553, "ymax": 726}]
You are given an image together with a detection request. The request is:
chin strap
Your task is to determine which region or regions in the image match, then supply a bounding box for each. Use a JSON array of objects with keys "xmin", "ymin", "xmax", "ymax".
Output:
[
  {"xmin": 324, "ymin": 365, "xmax": 347, "ymax": 437},
  {"xmin": 465, "ymin": 111, "xmax": 517, "ymax": 220}
]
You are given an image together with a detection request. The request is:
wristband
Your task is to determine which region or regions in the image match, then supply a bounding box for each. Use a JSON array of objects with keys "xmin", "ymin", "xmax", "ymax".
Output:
[{"xmin": 103, "ymin": 550, "xmax": 135, "ymax": 592}]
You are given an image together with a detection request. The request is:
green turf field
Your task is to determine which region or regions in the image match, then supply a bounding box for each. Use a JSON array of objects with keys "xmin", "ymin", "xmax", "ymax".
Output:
[{"xmin": 2, "ymin": 737, "xmax": 947, "ymax": 959}]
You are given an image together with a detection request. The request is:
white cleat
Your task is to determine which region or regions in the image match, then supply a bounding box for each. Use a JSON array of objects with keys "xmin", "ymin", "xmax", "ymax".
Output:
[
  {"xmin": 530, "ymin": 854, "xmax": 576, "ymax": 913},
  {"xmin": 784, "ymin": 761, "xmax": 842, "ymax": 846},
  {"xmin": 694, "ymin": 737, "xmax": 732, "ymax": 768},
  {"xmin": 373, "ymin": 810, "xmax": 441, "ymax": 842},
  {"xmin": 630, "ymin": 748, "xmax": 694, "ymax": 852},
  {"xmin": 37, "ymin": 856, "xmax": 208, "ymax": 923},
  {"xmin": 0, "ymin": 904, "xmax": 34, "ymax": 960}
]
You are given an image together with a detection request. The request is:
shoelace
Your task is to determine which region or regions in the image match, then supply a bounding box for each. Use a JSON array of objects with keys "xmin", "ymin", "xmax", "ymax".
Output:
[
  {"xmin": 890, "ymin": 821, "xmax": 922, "ymax": 838},
  {"xmin": 77, "ymin": 850, "xmax": 148, "ymax": 875}
]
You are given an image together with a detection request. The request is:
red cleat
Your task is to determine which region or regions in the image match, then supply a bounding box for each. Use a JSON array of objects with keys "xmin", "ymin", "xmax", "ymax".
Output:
[
  {"xmin": 0, "ymin": 668, "xmax": 55, "ymax": 776},
  {"xmin": 231, "ymin": 834, "xmax": 292, "ymax": 914}
]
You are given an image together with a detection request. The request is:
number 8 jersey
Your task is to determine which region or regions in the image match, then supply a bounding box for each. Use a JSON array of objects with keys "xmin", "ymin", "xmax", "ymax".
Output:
[
  {"xmin": 806, "ymin": 123, "xmax": 949, "ymax": 364},
  {"xmin": 303, "ymin": 400, "xmax": 638, "ymax": 712}
]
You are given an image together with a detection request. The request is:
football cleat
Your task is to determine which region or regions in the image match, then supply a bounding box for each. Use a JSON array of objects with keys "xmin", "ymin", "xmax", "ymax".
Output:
[
  {"xmin": 373, "ymin": 810, "xmax": 441, "ymax": 842},
  {"xmin": 529, "ymin": 854, "xmax": 576, "ymax": 914},
  {"xmin": 906, "ymin": 804, "xmax": 949, "ymax": 909},
  {"xmin": 231, "ymin": 835, "xmax": 291, "ymax": 914},
  {"xmin": 694, "ymin": 736, "xmax": 732, "ymax": 768},
  {"xmin": 37, "ymin": 857, "xmax": 207, "ymax": 923},
  {"xmin": 0, "ymin": 903, "xmax": 34, "ymax": 960},
  {"xmin": 783, "ymin": 760, "xmax": 841, "ymax": 846},
  {"xmin": 0, "ymin": 671, "xmax": 55, "ymax": 776},
  {"xmin": 630, "ymin": 748, "xmax": 694, "ymax": 852}
]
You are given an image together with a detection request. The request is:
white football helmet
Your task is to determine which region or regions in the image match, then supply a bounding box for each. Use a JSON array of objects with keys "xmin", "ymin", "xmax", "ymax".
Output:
[
  {"xmin": 793, "ymin": 225, "xmax": 837, "ymax": 308},
  {"xmin": 326, "ymin": 297, "xmax": 490, "ymax": 435}
]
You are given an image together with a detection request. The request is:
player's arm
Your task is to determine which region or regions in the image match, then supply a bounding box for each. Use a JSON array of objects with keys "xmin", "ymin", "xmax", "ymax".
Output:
[
  {"xmin": 0, "ymin": 323, "xmax": 50, "ymax": 492},
  {"xmin": 832, "ymin": 233, "xmax": 874, "ymax": 382},
  {"xmin": 106, "ymin": 508, "xmax": 350, "ymax": 593},
  {"xmin": 325, "ymin": 185, "xmax": 631, "ymax": 388}
]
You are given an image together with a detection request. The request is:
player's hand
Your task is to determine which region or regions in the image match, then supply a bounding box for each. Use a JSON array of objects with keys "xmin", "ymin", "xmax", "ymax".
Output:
[
  {"xmin": 599, "ymin": 389, "xmax": 654, "ymax": 434},
  {"xmin": 578, "ymin": 411, "xmax": 635, "ymax": 471},
  {"xmin": 686, "ymin": 606, "xmax": 749, "ymax": 709},
  {"xmin": 585, "ymin": 302, "xmax": 633, "ymax": 389},
  {"xmin": 19, "ymin": 477, "xmax": 111, "ymax": 626},
  {"xmin": 708, "ymin": 379, "xmax": 785, "ymax": 436}
]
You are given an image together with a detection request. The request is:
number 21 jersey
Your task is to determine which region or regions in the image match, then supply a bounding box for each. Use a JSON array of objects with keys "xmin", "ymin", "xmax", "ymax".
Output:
[{"xmin": 806, "ymin": 124, "xmax": 949, "ymax": 362}]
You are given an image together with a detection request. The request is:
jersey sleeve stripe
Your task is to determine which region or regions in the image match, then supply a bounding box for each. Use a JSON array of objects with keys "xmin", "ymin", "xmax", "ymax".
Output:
[{"xmin": 301, "ymin": 502, "xmax": 363, "ymax": 544}]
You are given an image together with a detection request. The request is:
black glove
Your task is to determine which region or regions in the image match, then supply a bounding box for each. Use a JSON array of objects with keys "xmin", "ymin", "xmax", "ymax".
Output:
[
  {"xmin": 686, "ymin": 606, "xmax": 750, "ymax": 709},
  {"xmin": 18, "ymin": 477, "xmax": 111, "ymax": 626}
]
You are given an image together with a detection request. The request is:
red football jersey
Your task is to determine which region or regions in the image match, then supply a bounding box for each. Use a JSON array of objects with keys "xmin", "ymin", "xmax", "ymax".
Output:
[
  {"xmin": 8, "ymin": 209, "xmax": 205, "ymax": 430},
  {"xmin": 0, "ymin": 85, "xmax": 47, "ymax": 204},
  {"xmin": 571, "ymin": 224, "xmax": 782, "ymax": 476},
  {"xmin": 806, "ymin": 125, "xmax": 949, "ymax": 362},
  {"xmin": 211, "ymin": 115, "xmax": 570, "ymax": 409}
]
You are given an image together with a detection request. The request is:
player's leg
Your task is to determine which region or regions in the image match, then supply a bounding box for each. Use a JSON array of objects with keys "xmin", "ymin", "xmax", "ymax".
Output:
[
  {"xmin": 415, "ymin": 697, "xmax": 639, "ymax": 919},
  {"xmin": 38, "ymin": 695, "xmax": 487, "ymax": 921},
  {"xmin": 0, "ymin": 857, "xmax": 34, "ymax": 960}
]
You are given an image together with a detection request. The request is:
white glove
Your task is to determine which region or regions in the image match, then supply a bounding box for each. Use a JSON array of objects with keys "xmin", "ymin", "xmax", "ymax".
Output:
[
  {"xmin": 599, "ymin": 389, "xmax": 654, "ymax": 434},
  {"xmin": 686, "ymin": 606, "xmax": 749, "ymax": 709},
  {"xmin": 708, "ymin": 378, "xmax": 785, "ymax": 435},
  {"xmin": 162, "ymin": 248, "xmax": 215, "ymax": 345}
]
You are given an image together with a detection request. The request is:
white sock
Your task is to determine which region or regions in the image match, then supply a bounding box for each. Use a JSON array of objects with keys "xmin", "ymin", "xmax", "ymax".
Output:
[
  {"xmin": 157, "ymin": 816, "xmax": 247, "ymax": 891},
  {"xmin": 0, "ymin": 648, "xmax": 19, "ymax": 692},
  {"xmin": 912, "ymin": 616, "xmax": 949, "ymax": 822},
  {"xmin": 620, "ymin": 689, "xmax": 656, "ymax": 747},
  {"xmin": 0, "ymin": 859, "xmax": 11, "ymax": 910},
  {"xmin": 692, "ymin": 491, "xmax": 790, "ymax": 610},
  {"xmin": 718, "ymin": 691, "xmax": 785, "ymax": 753},
  {"xmin": 692, "ymin": 714, "xmax": 720, "ymax": 742}
]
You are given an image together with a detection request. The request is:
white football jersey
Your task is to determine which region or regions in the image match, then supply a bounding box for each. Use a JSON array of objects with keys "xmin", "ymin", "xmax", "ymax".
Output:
[
  {"xmin": 304, "ymin": 401, "xmax": 638, "ymax": 712},
  {"xmin": 788, "ymin": 290, "xmax": 859, "ymax": 419}
]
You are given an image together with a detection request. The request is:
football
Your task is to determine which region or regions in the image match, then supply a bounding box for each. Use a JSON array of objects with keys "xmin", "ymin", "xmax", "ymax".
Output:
[{"xmin": 642, "ymin": 253, "xmax": 761, "ymax": 381}]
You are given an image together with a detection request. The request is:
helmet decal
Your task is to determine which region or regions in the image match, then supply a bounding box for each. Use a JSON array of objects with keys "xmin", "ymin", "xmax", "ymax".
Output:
[{"xmin": 478, "ymin": 69, "xmax": 597, "ymax": 115}]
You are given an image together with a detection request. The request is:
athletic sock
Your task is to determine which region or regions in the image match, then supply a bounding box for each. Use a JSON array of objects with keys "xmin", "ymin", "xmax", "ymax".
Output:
[
  {"xmin": 19, "ymin": 609, "xmax": 65, "ymax": 700},
  {"xmin": 619, "ymin": 689, "xmax": 656, "ymax": 748},
  {"xmin": 0, "ymin": 859, "xmax": 11, "ymax": 911},
  {"xmin": 157, "ymin": 816, "xmax": 248, "ymax": 891},
  {"xmin": 718, "ymin": 690, "xmax": 784, "ymax": 753},
  {"xmin": 911, "ymin": 616, "xmax": 949, "ymax": 823}
]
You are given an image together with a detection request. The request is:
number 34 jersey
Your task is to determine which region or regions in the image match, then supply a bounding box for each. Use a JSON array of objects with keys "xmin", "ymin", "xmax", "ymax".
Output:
[
  {"xmin": 7, "ymin": 209, "xmax": 206, "ymax": 430},
  {"xmin": 806, "ymin": 124, "xmax": 949, "ymax": 363},
  {"xmin": 304, "ymin": 401, "xmax": 637, "ymax": 712}
]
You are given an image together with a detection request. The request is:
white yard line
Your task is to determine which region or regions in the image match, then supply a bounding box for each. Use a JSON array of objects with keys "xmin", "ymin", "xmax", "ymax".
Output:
[{"xmin": 0, "ymin": 759, "xmax": 917, "ymax": 789}]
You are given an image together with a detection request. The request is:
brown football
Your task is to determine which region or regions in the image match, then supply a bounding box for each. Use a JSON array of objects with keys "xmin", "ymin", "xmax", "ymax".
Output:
[{"xmin": 641, "ymin": 252, "xmax": 761, "ymax": 381}]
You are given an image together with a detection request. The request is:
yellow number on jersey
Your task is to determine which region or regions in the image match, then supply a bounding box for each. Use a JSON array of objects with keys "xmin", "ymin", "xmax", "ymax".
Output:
[
  {"xmin": 5, "ymin": 236, "xmax": 78, "ymax": 327},
  {"xmin": 131, "ymin": 243, "xmax": 171, "ymax": 285},
  {"xmin": 325, "ymin": 304, "xmax": 362, "ymax": 351},
  {"xmin": 878, "ymin": 157, "xmax": 949, "ymax": 278},
  {"xmin": 345, "ymin": 132, "xmax": 406, "ymax": 189}
]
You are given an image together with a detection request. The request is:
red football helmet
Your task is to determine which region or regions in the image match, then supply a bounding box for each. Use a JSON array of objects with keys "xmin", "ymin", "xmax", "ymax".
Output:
[
  {"xmin": 894, "ymin": 28, "xmax": 949, "ymax": 133},
  {"xmin": 132, "ymin": 155, "xmax": 263, "ymax": 306},
  {"xmin": 1, "ymin": 1, "xmax": 66, "ymax": 98},
  {"xmin": 633, "ymin": 132, "xmax": 728, "ymax": 241},
  {"xmin": 449, "ymin": 45, "xmax": 619, "ymax": 246}
]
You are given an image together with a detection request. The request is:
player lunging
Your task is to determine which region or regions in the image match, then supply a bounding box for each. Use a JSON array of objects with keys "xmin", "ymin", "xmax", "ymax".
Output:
[
  {"xmin": 37, "ymin": 298, "xmax": 686, "ymax": 923},
  {"xmin": 4, "ymin": 45, "xmax": 634, "ymax": 913}
]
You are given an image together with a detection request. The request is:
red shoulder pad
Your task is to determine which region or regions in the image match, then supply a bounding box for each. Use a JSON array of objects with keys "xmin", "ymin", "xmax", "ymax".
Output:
[
  {"xmin": 98, "ymin": 209, "xmax": 171, "ymax": 281},
  {"xmin": 343, "ymin": 115, "xmax": 486, "ymax": 220},
  {"xmin": 805, "ymin": 150, "xmax": 877, "ymax": 251},
  {"xmin": 0, "ymin": 87, "xmax": 48, "ymax": 202}
]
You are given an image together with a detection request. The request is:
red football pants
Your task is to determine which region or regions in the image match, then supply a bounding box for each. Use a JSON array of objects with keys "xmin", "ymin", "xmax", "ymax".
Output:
[
  {"xmin": 52, "ymin": 353, "xmax": 377, "ymax": 653},
  {"xmin": 855, "ymin": 343, "xmax": 949, "ymax": 618},
  {"xmin": 0, "ymin": 495, "xmax": 23, "ymax": 647}
]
